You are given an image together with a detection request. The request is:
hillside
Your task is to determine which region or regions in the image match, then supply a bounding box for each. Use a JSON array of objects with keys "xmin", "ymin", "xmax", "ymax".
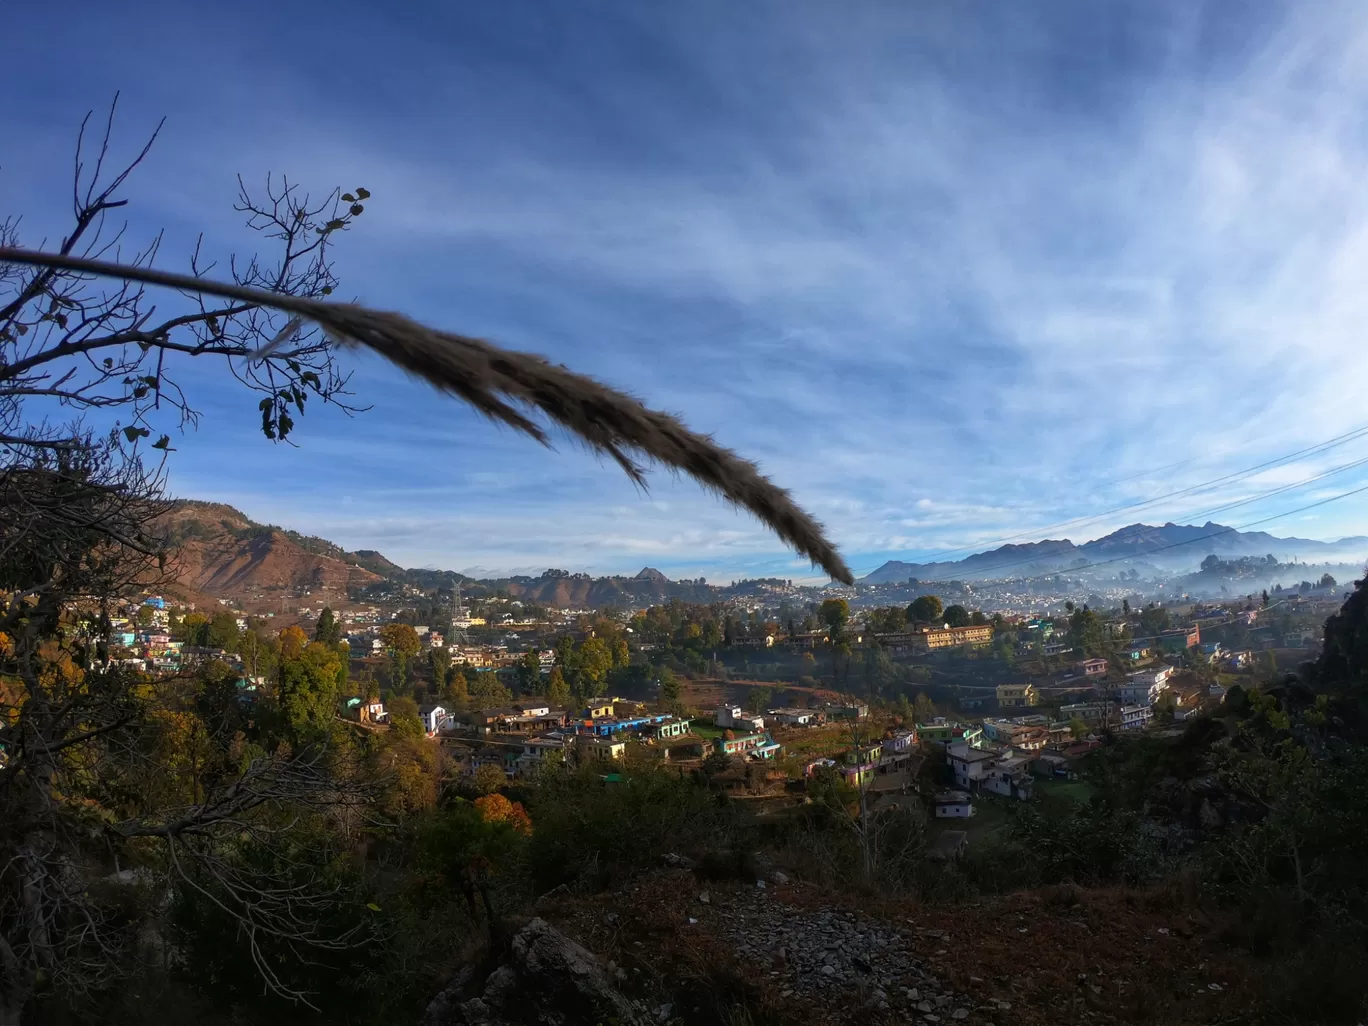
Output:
[
  {"xmin": 863, "ymin": 521, "xmax": 1368, "ymax": 583},
  {"xmin": 155, "ymin": 500, "xmax": 384, "ymax": 605},
  {"xmin": 154, "ymin": 500, "xmax": 722, "ymax": 608}
]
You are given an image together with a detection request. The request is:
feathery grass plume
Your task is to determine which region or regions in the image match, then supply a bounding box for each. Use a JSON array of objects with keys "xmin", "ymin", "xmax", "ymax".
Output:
[{"xmin": 0, "ymin": 246, "xmax": 854, "ymax": 583}]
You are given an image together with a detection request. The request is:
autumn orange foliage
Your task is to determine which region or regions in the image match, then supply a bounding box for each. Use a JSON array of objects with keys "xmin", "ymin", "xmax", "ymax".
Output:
[{"xmin": 473, "ymin": 793, "xmax": 533, "ymax": 835}]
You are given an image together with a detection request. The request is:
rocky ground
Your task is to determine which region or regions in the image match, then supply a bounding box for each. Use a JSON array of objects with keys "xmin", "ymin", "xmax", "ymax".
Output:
[{"xmin": 541, "ymin": 863, "xmax": 1268, "ymax": 1026}]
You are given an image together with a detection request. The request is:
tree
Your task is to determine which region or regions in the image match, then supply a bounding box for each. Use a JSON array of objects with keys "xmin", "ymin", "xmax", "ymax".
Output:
[
  {"xmin": 207, "ymin": 611, "xmax": 240, "ymax": 651},
  {"xmin": 1321, "ymin": 573, "xmax": 1338, "ymax": 590},
  {"xmin": 472, "ymin": 763, "xmax": 507, "ymax": 796},
  {"xmin": 1068, "ymin": 607, "xmax": 1104, "ymax": 655},
  {"xmin": 658, "ymin": 666, "xmax": 681, "ymax": 709},
  {"xmin": 819, "ymin": 598, "xmax": 850, "ymax": 640},
  {"xmin": 577, "ymin": 637, "xmax": 613, "ymax": 698},
  {"xmin": 1201, "ymin": 554, "xmax": 1221, "ymax": 571},
  {"xmin": 912, "ymin": 692, "xmax": 937, "ymax": 724},
  {"xmin": 379, "ymin": 622, "xmax": 421, "ymax": 687},
  {"xmin": 388, "ymin": 696, "xmax": 424, "ymax": 740},
  {"xmin": 279, "ymin": 624, "xmax": 308, "ymax": 663},
  {"xmin": 942, "ymin": 604, "xmax": 970, "ymax": 628},
  {"xmin": 0, "ymin": 99, "xmax": 860, "ymax": 1021},
  {"xmin": 427, "ymin": 647, "xmax": 449, "ymax": 692},
  {"xmin": 441, "ymin": 668, "xmax": 469, "ymax": 706},
  {"xmin": 314, "ymin": 607, "xmax": 342, "ymax": 645},
  {"xmin": 546, "ymin": 666, "xmax": 571, "ymax": 707},
  {"xmin": 279, "ymin": 641, "xmax": 347, "ymax": 742},
  {"xmin": 969, "ymin": 609, "xmax": 988, "ymax": 626},
  {"xmin": 907, "ymin": 595, "xmax": 943, "ymax": 623},
  {"xmin": 747, "ymin": 685, "xmax": 774, "ymax": 715},
  {"xmin": 1069, "ymin": 717, "xmax": 1089, "ymax": 738},
  {"xmin": 1139, "ymin": 603, "xmax": 1170, "ymax": 637},
  {"xmin": 1122, "ymin": 598, "xmax": 1131, "ymax": 616},
  {"xmin": 470, "ymin": 671, "xmax": 512, "ymax": 710},
  {"xmin": 517, "ymin": 649, "xmax": 542, "ymax": 693}
]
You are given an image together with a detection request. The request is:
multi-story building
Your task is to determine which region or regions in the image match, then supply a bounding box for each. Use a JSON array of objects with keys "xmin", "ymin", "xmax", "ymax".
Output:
[{"xmin": 996, "ymin": 683, "xmax": 1039, "ymax": 708}]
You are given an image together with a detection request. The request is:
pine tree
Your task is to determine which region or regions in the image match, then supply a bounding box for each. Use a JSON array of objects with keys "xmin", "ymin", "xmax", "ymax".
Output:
[{"xmin": 546, "ymin": 666, "xmax": 571, "ymax": 707}]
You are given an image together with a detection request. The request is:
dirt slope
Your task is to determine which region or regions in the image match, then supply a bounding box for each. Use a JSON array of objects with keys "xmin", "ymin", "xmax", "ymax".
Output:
[{"xmin": 155, "ymin": 500, "xmax": 383, "ymax": 605}]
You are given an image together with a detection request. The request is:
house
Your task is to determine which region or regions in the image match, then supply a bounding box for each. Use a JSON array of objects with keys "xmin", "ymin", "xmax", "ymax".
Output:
[
  {"xmin": 1060, "ymin": 701, "xmax": 1111, "ymax": 727},
  {"xmin": 917, "ymin": 721, "xmax": 985, "ymax": 748},
  {"xmin": 513, "ymin": 700, "xmax": 552, "ymax": 717},
  {"xmin": 947, "ymin": 742, "xmax": 1035, "ymax": 799},
  {"xmin": 576, "ymin": 736, "xmax": 625, "ymax": 762},
  {"xmin": 585, "ymin": 701, "xmax": 615, "ymax": 719},
  {"xmin": 646, "ymin": 717, "xmax": 692, "ymax": 741},
  {"xmin": 1159, "ymin": 625, "xmax": 1200, "ymax": 652},
  {"xmin": 933, "ymin": 791, "xmax": 975, "ymax": 818},
  {"xmin": 1117, "ymin": 667, "xmax": 1172, "ymax": 706},
  {"xmin": 349, "ymin": 697, "xmax": 388, "ymax": 724},
  {"xmin": 824, "ymin": 702, "xmax": 869, "ymax": 721},
  {"xmin": 715, "ymin": 706, "xmax": 765, "ymax": 732},
  {"xmin": 1078, "ymin": 657, "xmax": 1109, "ymax": 677},
  {"xmin": 417, "ymin": 703, "xmax": 448, "ymax": 735},
  {"xmin": 722, "ymin": 733, "xmax": 777, "ymax": 760},
  {"xmin": 996, "ymin": 683, "xmax": 1039, "ymax": 708},
  {"xmin": 1120, "ymin": 704, "xmax": 1152, "ymax": 731},
  {"xmin": 1032, "ymin": 752, "xmax": 1074, "ymax": 779},
  {"xmin": 926, "ymin": 830, "xmax": 968, "ymax": 861},
  {"xmin": 768, "ymin": 707, "xmax": 820, "ymax": 727},
  {"xmin": 515, "ymin": 736, "xmax": 572, "ymax": 775},
  {"xmin": 946, "ymin": 742, "xmax": 999, "ymax": 789},
  {"xmin": 883, "ymin": 729, "xmax": 918, "ymax": 753}
]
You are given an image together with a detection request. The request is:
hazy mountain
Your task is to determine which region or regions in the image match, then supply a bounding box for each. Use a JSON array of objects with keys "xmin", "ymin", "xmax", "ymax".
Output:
[{"xmin": 861, "ymin": 521, "xmax": 1368, "ymax": 583}]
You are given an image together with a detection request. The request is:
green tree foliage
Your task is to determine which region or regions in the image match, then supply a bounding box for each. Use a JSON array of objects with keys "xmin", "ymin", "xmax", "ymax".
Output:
[
  {"xmin": 441, "ymin": 668, "xmax": 469, "ymax": 706},
  {"xmin": 517, "ymin": 649, "xmax": 542, "ymax": 692},
  {"xmin": 379, "ymin": 622, "xmax": 421, "ymax": 687},
  {"xmin": 470, "ymin": 671, "xmax": 513, "ymax": 710},
  {"xmin": 278, "ymin": 641, "xmax": 348, "ymax": 742},
  {"xmin": 314, "ymin": 606, "xmax": 342, "ymax": 645},
  {"xmin": 746, "ymin": 685, "xmax": 773, "ymax": 714},
  {"xmin": 1139, "ymin": 602, "xmax": 1170, "ymax": 637},
  {"xmin": 907, "ymin": 595, "xmax": 943, "ymax": 624},
  {"xmin": 819, "ymin": 598, "xmax": 850, "ymax": 639},
  {"xmin": 387, "ymin": 695, "xmax": 424, "ymax": 740},
  {"xmin": 546, "ymin": 666, "xmax": 571, "ymax": 707},
  {"xmin": 1068, "ymin": 606, "xmax": 1104, "ymax": 655},
  {"xmin": 657, "ymin": 665, "xmax": 680, "ymax": 708},
  {"xmin": 942, "ymin": 604, "xmax": 970, "ymax": 628},
  {"xmin": 576, "ymin": 636, "xmax": 613, "ymax": 698}
]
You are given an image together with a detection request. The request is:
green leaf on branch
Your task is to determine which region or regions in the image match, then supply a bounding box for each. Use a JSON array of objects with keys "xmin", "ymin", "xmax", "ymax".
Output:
[{"xmin": 355, "ymin": 187, "xmax": 370, "ymax": 200}]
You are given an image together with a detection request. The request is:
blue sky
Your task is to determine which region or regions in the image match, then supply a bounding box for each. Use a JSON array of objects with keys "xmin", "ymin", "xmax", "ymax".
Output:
[{"xmin": 7, "ymin": 0, "xmax": 1368, "ymax": 582}]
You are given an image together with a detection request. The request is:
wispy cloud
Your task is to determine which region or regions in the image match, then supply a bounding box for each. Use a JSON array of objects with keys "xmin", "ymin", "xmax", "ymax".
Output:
[{"xmin": 6, "ymin": 0, "xmax": 1368, "ymax": 580}]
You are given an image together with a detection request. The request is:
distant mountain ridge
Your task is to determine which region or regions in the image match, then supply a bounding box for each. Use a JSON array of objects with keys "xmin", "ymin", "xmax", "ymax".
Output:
[
  {"xmin": 861, "ymin": 521, "xmax": 1368, "ymax": 583},
  {"xmin": 156, "ymin": 500, "xmax": 740, "ymax": 608}
]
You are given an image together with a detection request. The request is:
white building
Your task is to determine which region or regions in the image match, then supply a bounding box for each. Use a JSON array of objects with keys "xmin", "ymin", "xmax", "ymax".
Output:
[
  {"xmin": 1120, "ymin": 704, "xmax": 1152, "ymax": 731},
  {"xmin": 715, "ymin": 706, "xmax": 765, "ymax": 732},
  {"xmin": 934, "ymin": 791, "xmax": 975, "ymax": 818}
]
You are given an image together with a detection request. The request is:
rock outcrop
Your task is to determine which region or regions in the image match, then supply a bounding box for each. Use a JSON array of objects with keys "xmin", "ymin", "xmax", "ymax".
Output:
[{"xmin": 423, "ymin": 918, "xmax": 649, "ymax": 1026}]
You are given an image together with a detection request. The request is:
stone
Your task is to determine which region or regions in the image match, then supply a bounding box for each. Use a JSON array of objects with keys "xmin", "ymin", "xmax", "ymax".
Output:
[
  {"xmin": 699, "ymin": 892, "xmax": 711, "ymax": 904},
  {"xmin": 821, "ymin": 965, "xmax": 836, "ymax": 977},
  {"xmin": 918, "ymin": 1000, "xmax": 934, "ymax": 1012},
  {"xmin": 952, "ymin": 1010, "xmax": 969, "ymax": 1020},
  {"xmin": 772, "ymin": 870, "xmax": 790, "ymax": 884},
  {"xmin": 756, "ymin": 879, "xmax": 767, "ymax": 889}
]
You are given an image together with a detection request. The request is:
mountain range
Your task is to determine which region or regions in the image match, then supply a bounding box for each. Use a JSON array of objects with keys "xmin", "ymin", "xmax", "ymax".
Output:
[
  {"xmin": 153, "ymin": 501, "xmax": 726, "ymax": 609},
  {"xmin": 861, "ymin": 521, "xmax": 1368, "ymax": 583}
]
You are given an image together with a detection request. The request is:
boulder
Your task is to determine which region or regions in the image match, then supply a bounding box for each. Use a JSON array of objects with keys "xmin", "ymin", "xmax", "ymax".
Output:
[{"xmin": 423, "ymin": 918, "xmax": 649, "ymax": 1026}]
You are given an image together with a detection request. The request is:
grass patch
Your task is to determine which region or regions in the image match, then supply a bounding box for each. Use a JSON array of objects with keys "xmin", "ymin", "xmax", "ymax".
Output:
[{"xmin": 1037, "ymin": 779, "xmax": 1095, "ymax": 804}]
